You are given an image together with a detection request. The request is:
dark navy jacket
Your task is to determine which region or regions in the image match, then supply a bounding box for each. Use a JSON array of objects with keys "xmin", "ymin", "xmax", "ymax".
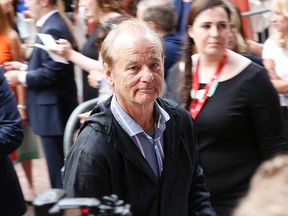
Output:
[
  {"xmin": 0, "ymin": 68, "xmax": 26, "ymax": 216},
  {"xmin": 26, "ymin": 12, "xmax": 78, "ymax": 136}
]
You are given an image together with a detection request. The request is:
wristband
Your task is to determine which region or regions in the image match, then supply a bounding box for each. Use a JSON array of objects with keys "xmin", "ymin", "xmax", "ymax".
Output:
[
  {"xmin": 17, "ymin": 105, "xmax": 26, "ymax": 110},
  {"xmin": 96, "ymin": 78, "xmax": 103, "ymax": 87}
]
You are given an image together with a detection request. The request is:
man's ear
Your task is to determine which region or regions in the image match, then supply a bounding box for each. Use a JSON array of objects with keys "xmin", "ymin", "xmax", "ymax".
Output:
[
  {"xmin": 104, "ymin": 63, "xmax": 114, "ymax": 87},
  {"xmin": 147, "ymin": 21, "xmax": 159, "ymax": 32}
]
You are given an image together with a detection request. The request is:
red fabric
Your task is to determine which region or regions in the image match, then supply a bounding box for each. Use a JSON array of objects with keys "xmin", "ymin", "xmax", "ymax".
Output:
[
  {"xmin": 0, "ymin": 35, "xmax": 12, "ymax": 65},
  {"xmin": 87, "ymin": 20, "xmax": 97, "ymax": 36}
]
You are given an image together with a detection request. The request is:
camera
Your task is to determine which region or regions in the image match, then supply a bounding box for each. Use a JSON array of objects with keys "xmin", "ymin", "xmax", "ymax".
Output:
[{"xmin": 33, "ymin": 189, "xmax": 132, "ymax": 216}]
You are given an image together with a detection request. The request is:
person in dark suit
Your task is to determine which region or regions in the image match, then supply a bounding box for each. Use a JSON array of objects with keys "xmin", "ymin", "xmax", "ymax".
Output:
[
  {"xmin": 4, "ymin": 0, "xmax": 78, "ymax": 189},
  {"xmin": 63, "ymin": 19, "xmax": 216, "ymax": 216},
  {"xmin": 0, "ymin": 67, "xmax": 26, "ymax": 216}
]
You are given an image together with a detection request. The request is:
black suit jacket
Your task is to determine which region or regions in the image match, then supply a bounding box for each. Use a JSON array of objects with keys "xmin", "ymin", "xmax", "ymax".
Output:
[
  {"xmin": 63, "ymin": 97, "xmax": 216, "ymax": 216},
  {"xmin": 26, "ymin": 12, "xmax": 78, "ymax": 136},
  {"xmin": 0, "ymin": 68, "xmax": 26, "ymax": 216}
]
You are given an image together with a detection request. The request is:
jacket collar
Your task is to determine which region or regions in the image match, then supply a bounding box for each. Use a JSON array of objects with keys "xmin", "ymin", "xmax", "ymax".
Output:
[
  {"xmin": 36, "ymin": 10, "xmax": 58, "ymax": 28},
  {"xmin": 86, "ymin": 97, "xmax": 182, "ymax": 185}
]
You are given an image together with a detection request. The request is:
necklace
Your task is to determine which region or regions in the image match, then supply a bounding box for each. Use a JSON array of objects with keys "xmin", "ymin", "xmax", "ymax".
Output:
[{"xmin": 189, "ymin": 50, "xmax": 227, "ymax": 119}]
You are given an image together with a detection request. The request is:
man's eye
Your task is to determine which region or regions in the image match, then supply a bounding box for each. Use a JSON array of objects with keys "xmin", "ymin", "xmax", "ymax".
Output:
[
  {"xmin": 151, "ymin": 63, "xmax": 160, "ymax": 69},
  {"xmin": 129, "ymin": 66, "xmax": 139, "ymax": 71}
]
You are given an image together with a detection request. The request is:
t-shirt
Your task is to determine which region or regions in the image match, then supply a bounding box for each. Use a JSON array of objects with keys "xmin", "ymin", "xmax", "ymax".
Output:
[{"xmin": 262, "ymin": 38, "xmax": 288, "ymax": 106}]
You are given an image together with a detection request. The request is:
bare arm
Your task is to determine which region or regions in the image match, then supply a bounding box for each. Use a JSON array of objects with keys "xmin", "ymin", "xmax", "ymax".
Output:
[
  {"xmin": 51, "ymin": 39, "xmax": 103, "ymax": 72},
  {"xmin": 270, "ymin": 79, "xmax": 288, "ymax": 94},
  {"xmin": 9, "ymin": 31, "xmax": 27, "ymax": 122},
  {"xmin": 263, "ymin": 58, "xmax": 288, "ymax": 94},
  {"xmin": 247, "ymin": 39, "xmax": 263, "ymax": 57},
  {"xmin": 87, "ymin": 70, "xmax": 104, "ymax": 89},
  {"xmin": 69, "ymin": 49, "xmax": 103, "ymax": 72},
  {"xmin": 10, "ymin": 30, "xmax": 22, "ymax": 62}
]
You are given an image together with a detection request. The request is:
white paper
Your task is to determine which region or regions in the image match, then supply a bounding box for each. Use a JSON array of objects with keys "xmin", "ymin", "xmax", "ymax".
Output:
[
  {"xmin": 37, "ymin": 33, "xmax": 68, "ymax": 64},
  {"xmin": 34, "ymin": 43, "xmax": 48, "ymax": 51}
]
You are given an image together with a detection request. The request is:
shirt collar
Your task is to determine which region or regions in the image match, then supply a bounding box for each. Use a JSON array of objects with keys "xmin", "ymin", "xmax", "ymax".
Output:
[
  {"xmin": 36, "ymin": 10, "xmax": 58, "ymax": 28},
  {"xmin": 111, "ymin": 95, "xmax": 170, "ymax": 137}
]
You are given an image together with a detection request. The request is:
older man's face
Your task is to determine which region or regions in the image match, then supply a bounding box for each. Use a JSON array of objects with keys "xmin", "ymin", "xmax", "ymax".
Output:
[{"xmin": 108, "ymin": 33, "xmax": 164, "ymax": 110}]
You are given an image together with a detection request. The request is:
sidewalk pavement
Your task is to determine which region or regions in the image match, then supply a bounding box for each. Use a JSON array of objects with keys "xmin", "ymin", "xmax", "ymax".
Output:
[{"xmin": 14, "ymin": 144, "xmax": 51, "ymax": 216}]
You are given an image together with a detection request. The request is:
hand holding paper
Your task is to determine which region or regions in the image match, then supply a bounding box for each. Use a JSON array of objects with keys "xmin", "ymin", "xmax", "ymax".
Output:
[{"xmin": 35, "ymin": 33, "xmax": 69, "ymax": 64}]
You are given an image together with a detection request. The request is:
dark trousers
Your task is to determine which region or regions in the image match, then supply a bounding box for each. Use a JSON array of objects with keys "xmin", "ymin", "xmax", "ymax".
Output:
[
  {"xmin": 41, "ymin": 135, "xmax": 64, "ymax": 189},
  {"xmin": 281, "ymin": 107, "xmax": 288, "ymax": 144}
]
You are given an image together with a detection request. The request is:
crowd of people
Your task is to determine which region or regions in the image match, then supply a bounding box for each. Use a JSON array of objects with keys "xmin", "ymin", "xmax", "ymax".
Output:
[{"xmin": 2, "ymin": 0, "xmax": 288, "ymax": 215}]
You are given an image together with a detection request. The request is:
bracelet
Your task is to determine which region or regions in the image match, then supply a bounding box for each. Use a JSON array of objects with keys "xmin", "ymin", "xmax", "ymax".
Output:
[
  {"xmin": 96, "ymin": 78, "xmax": 102, "ymax": 87},
  {"xmin": 17, "ymin": 105, "xmax": 26, "ymax": 110}
]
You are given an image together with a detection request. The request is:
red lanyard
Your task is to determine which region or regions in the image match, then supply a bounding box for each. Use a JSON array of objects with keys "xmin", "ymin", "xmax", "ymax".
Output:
[{"xmin": 189, "ymin": 51, "xmax": 227, "ymax": 119}]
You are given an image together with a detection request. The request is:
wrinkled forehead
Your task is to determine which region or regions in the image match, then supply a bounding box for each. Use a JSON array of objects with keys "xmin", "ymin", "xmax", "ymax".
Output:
[
  {"xmin": 123, "ymin": 47, "xmax": 163, "ymax": 67},
  {"xmin": 121, "ymin": 47, "xmax": 162, "ymax": 69},
  {"xmin": 114, "ymin": 32, "xmax": 163, "ymax": 59}
]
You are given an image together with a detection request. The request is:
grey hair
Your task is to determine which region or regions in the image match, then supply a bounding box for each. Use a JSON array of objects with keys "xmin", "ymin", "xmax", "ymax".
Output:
[{"xmin": 100, "ymin": 18, "xmax": 164, "ymax": 69}]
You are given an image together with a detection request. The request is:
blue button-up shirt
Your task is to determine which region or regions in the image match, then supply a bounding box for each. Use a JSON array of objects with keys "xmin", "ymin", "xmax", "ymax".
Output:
[{"xmin": 111, "ymin": 95, "xmax": 170, "ymax": 177}]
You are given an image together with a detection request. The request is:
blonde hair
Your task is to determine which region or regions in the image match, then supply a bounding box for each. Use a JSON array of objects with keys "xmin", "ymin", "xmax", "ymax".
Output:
[
  {"xmin": 270, "ymin": 0, "xmax": 288, "ymax": 49},
  {"xmin": 273, "ymin": 0, "xmax": 288, "ymax": 17}
]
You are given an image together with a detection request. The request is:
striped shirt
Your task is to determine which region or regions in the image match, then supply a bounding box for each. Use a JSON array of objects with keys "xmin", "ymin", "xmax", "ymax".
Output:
[{"xmin": 111, "ymin": 95, "xmax": 170, "ymax": 178}]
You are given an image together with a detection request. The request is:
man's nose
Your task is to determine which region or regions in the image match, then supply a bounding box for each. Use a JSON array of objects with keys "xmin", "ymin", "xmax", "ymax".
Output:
[{"xmin": 140, "ymin": 66, "xmax": 154, "ymax": 82}]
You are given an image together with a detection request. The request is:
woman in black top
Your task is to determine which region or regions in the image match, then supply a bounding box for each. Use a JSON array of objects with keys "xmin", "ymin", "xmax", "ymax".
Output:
[{"xmin": 182, "ymin": 0, "xmax": 288, "ymax": 215}]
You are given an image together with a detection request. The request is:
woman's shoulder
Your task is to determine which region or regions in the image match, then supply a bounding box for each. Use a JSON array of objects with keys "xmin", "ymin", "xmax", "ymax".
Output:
[
  {"xmin": 263, "ymin": 35, "xmax": 279, "ymax": 47},
  {"xmin": 6, "ymin": 30, "xmax": 21, "ymax": 46},
  {"xmin": 220, "ymin": 50, "xmax": 251, "ymax": 81},
  {"xmin": 242, "ymin": 53, "xmax": 263, "ymax": 66},
  {"xmin": 7, "ymin": 29, "xmax": 19, "ymax": 40},
  {"xmin": 236, "ymin": 60, "xmax": 270, "ymax": 86},
  {"xmin": 236, "ymin": 56, "xmax": 267, "ymax": 79},
  {"xmin": 227, "ymin": 49, "xmax": 251, "ymax": 63}
]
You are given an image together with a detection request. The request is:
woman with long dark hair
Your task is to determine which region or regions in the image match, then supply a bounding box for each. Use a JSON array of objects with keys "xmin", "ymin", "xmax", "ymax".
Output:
[{"xmin": 182, "ymin": 0, "xmax": 288, "ymax": 215}]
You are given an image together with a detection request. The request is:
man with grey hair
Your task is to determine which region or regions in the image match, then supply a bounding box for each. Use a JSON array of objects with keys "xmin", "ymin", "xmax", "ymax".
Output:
[{"xmin": 63, "ymin": 18, "xmax": 216, "ymax": 216}]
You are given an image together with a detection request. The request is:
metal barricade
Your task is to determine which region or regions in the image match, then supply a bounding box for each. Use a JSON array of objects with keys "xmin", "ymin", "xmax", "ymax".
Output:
[
  {"xmin": 241, "ymin": 7, "xmax": 271, "ymax": 43},
  {"xmin": 63, "ymin": 98, "xmax": 99, "ymax": 157}
]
